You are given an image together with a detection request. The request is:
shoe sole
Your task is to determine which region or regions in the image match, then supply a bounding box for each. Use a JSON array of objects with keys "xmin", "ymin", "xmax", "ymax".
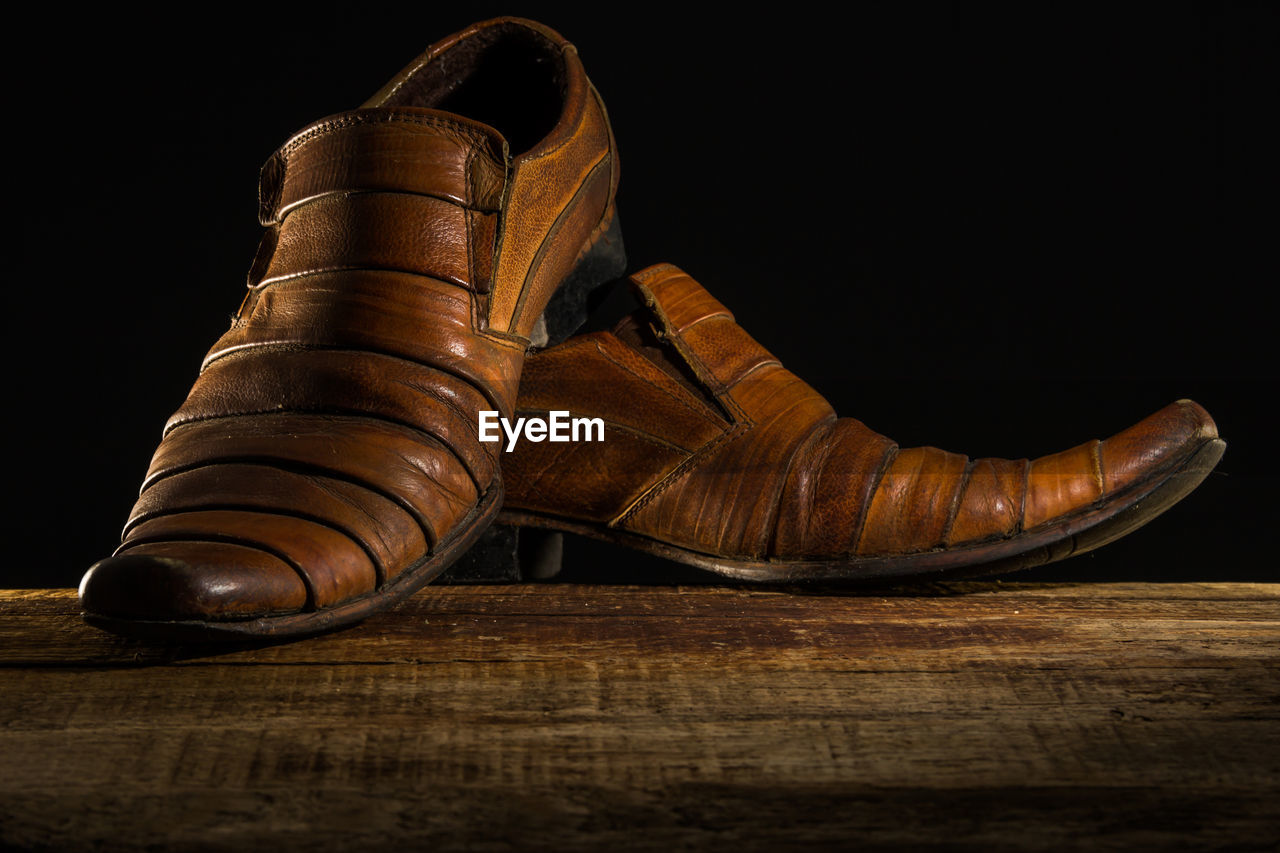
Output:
[{"xmin": 498, "ymin": 436, "xmax": 1226, "ymax": 583}]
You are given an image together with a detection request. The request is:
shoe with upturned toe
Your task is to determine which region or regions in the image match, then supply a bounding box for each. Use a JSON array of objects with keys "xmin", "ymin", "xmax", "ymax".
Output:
[
  {"xmin": 496, "ymin": 264, "xmax": 1224, "ymax": 581},
  {"xmin": 79, "ymin": 17, "xmax": 624, "ymax": 639}
]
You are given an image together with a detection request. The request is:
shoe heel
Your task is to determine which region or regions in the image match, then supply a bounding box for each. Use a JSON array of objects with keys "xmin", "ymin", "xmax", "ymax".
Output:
[
  {"xmin": 437, "ymin": 524, "xmax": 564, "ymax": 583},
  {"xmin": 535, "ymin": 209, "xmax": 626, "ymax": 346}
]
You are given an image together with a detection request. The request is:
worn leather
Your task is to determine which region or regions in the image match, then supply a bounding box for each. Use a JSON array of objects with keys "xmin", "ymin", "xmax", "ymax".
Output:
[
  {"xmin": 503, "ymin": 264, "xmax": 1221, "ymax": 568},
  {"xmin": 81, "ymin": 18, "xmax": 618, "ymax": 625}
]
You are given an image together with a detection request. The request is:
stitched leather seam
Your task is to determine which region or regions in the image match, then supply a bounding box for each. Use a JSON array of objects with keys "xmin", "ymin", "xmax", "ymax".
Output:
[
  {"xmin": 633, "ymin": 286, "xmax": 728, "ymax": 398},
  {"xmin": 136, "ymin": 463, "xmax": 415, "ymax": 565},
  {"xmin": 201, "ymin": 344, "xmax": 510, "ymax": 415},
  {"xmin": 853, "ymin": 444, "xmax": 899, "ymax": 555},
  {"xmin": 397, "ymin": 378, "xmax": 487, "ymax": 448},
  {"xmin": 627, "ymin": 279, "xmax": 740, "ymax": 425},
  {"xmin": 1090, "ymin": 439, "xmax": 1105, "ymax": 498},
  {"xmin": 262, "ymin": 112, "xmax": 505, "ymax": 224},
  {"xmin": 140, "ymin": 457, "xmax": 440, "ymax": 551},
  {"xmin": 735, "ymin": 397, "xmax": 827, "ymax": 557},
  {"xmin": 593, "ymin": 82, "xmax": 619, "ymax": 209},
  {"xmin": 779, "ymin": 417, "xmax": 838, "ymax": 557},
  {"xmin": 641, "ymin": 315, "xmax": 749, "ymax": 418},
  {"xmin": 467, "ymin": 277, "xmax": 486, "ymax": 338},
  {"xmin": 273, "ymin": 188, "xmax": 500, "ymax": 225},
  {"xmin": 676, "ymin": 310, "xmax": 735, "ymax": 337},
  {"xmin": 594, "ymin": 343, "xmax": 727, "ymax": 428},
  {"xmin": 630, "ymin": 263, "xmax": 680, "ymax": 287},
  {"xmin": 151, "ymin": 422, "xmax": 483, "ymax": 522},
  {"xmin": 309, "ymin": 476, "xmax": 415, "ymax": 553},
  {"xmin": 614, "ymin": 420, "xmax": 749, "ymax": 528},
  {"xmin": 485, "ymin": 185, "xmax": 613, "ymax": 346},
  {"xmin": 122, "ymin": 505, "xmax": 389, "ymax": 589},
  {"xmin": 196, "ymin": 346, "xmax": 493, "ymax": 437},
  {"xmin": 940, "ymin": 458, "xmax": 976, "ymax": 548},
  {"xmin": 278, "ymin": 111, "xmax": 501, "ymax": 168},
  {"xmin": 255, "ymin": 261, "xmax": 475, "ymax": 294},
  {"xmin": 465, "ymin": 149, "xmax": 477, "ymax": 292},
  {"xmin": 481, "ymin": 327, "xmax": 533, "ymax": 346},
  {"xmin": 487, "ymin": 137, "xmax": 517, "ymax": 334},
  {"xmin": 1016, "ymin": 458, "xmax": 1031, "ymax": 535},
  {"xmin": 507, "ymin": 153, "xmax": 611, "ymax": 332},
  {"xmin": 632, "ymin": 266, "xmax": 733, "ymax": 330},
  {"xmin": 731, "ymin": 357, "xmax": 784, "ymax": 387},
  {"xmin": 463, "ymin": 143, "xmax": 478, "ymax": 209},
  {"xmin": 116, "ymin": 533, "xmax": 320, "ymax": 612},
  {"xmin": 1018, "ymin": 440, "xmax": 1201, "ymax": 533},
  {"xmin": 162, "ymin": 408, "xmax": 486, "ymax": 494},
  {"xmin": 473, "ymin": 319, "xmax": 528, "ymax": 351}
]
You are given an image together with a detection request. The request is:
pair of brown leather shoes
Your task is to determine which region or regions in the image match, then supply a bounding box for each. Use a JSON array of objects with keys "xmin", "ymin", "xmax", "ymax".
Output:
[{"xmin": 79, "ymin": 18, "xmax": 1225, "ymax": 639}]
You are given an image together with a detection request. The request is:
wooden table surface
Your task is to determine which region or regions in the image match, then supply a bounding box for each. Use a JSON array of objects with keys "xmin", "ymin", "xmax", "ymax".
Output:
[{"xmin": 1, "ymin": 582, "xmax": 1277, "ymax": 852}]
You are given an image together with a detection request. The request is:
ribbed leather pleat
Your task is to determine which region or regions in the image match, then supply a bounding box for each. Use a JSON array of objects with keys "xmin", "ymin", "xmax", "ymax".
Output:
[
  {"xmin": 132, "ymin": 120, "xmax": 513, "ymax": 603},
  {"xmin": 504, "ymin": 264, "xmax": 1221, "ymax": 565}
]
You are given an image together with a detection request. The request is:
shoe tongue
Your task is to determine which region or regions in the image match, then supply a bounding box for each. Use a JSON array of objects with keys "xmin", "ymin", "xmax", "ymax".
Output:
[{"xmin": 258, "ymin": 108, "xmax": 509, "ymax": 226}]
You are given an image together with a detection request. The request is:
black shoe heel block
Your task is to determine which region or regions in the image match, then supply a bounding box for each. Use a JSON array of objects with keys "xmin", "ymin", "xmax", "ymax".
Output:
[
  {"xmin": 439, "ymin": 524, "xmax": 563, "ymax": 583},
  {"xmin": 538, "ymin": 211, "xmax": 626, "ymax": 346}
]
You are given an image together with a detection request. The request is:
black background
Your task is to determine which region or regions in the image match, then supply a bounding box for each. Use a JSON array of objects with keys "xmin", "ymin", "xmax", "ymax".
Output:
[{"xmin": 10, "ymin": 3, "xmax": 1274, "ymax": 588}]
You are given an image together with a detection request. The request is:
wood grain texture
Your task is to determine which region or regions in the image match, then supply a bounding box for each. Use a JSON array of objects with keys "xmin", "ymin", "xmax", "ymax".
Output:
[{"xmin": 1, "ymin": 583, "xmax": 1277, "ymax": 852}]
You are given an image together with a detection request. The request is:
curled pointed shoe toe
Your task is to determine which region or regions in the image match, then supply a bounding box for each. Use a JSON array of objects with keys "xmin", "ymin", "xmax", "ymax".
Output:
[
  {"xmin": 80, "ymin": 17, "xmax": 624, "ymax": 640},
  {"xmin": 498, "ymin": 264, "xmax": 1225, "ymax": 581}
]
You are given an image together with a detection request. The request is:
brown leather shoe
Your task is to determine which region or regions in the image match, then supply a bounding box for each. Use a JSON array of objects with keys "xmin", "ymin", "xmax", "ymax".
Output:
[
  {"xmin": 79, "ymin": 18, "xmax": 623, "ymax": 638},
  {"xmin": 498, "ymin": 264, "xmax": 1224, "ymax": 581}
]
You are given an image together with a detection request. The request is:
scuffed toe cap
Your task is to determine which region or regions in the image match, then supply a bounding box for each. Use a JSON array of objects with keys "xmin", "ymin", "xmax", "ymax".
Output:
[
  {"xmin": 1017, "ymin": 399, "xmax": 1221, "ymax": 534},
  {"xmin": 1100, "ymin": 399, "xmax": 1220, "ymax": 495},
  {"xmin": 79, "ymin": 542, "xmax": 308, "ymax": 622}
]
